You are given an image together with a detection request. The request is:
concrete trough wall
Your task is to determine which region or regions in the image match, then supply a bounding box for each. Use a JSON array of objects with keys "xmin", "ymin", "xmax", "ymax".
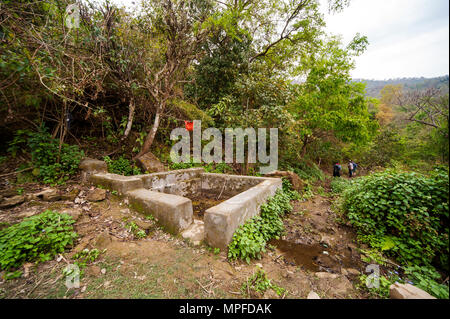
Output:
[
  {"xmin": 140, "ymin": 168, "xmax": 204, "ymax": 197},
  {"xmin": 80, "ymin": 159, "xmax": 282, "ymax": 248},
  {"xmin": 203, "ymin": 178, "xmax": 282, "ymax": 249}
]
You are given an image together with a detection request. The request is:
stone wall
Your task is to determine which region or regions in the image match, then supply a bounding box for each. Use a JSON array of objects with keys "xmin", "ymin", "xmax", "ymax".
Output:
[{"xmin": 80, "ymin": 158, "xmax": 282, "ymax": 248}]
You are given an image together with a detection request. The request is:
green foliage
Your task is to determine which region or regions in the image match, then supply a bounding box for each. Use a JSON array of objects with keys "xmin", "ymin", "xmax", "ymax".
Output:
[
  {"xmin": 0, "ymin": 210, "xmax": 77, "ymax": 271},
  {"xmin": 286, "ymin": 162, "xmax": 324, "ymax": 182},
  {"xmin": 404, "ymin": 265, "xmax": 449, "ymax": 299},
  {"xmin": 341, "ymin": 168, "xmax": 449, "ymax": 270},
  {"xmin": 8, "ymin": 128, "xmax": 84, "ymax": 184},
  {"xmin": 330, "ymin": 177, "xmax": 352, "ymax": 194},
  {"xmin": 357, "ymin": 273, "xmax": 398, "ymax": 299},
  {"xmin": 126, "ymin": 221, "xmax": 146, "ymax": 239},
  {"xmin": 228, "ymin": 189, "xmax": 294, "ymax": 263},
  {"xmin": 71, "ymin": 248, "xmax": 102, "ymax": 277},
  {"xmin": 281, "ymin": 178, "xmax": 300, "ymax": 200},
  {"xmin": 103, "ymin": 155, "xmax": 141, "ymax": 176},
  {"xmin": 241, "ymin": 268, "xmax": 286, "ymax": 297}
]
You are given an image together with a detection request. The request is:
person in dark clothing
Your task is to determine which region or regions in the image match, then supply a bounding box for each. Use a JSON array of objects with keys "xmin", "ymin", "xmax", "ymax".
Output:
[{"xmin": 333, "ymin": 162, "xmax": 342, "ymax": 177}]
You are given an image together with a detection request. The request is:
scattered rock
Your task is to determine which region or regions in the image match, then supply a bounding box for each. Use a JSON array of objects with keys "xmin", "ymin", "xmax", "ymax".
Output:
[
  {"xmin": 307, "ymin": 291, "xmax": 321, "ymax": 299},
  {"xmin": 320, "ymin": 234, "xmax": 334, "ymax": 247},
  {"xmin": 79, "ymin": 158, "xmax": 108, "ymax": 173},
  {"xmin": 0, "ymin": 189, "xmax": 17, "ymax": 197},
  {"xmin": 135, "ymin": 152, "xmax": 167, "ymax": 173},
  {"xmin": 0, "ymin": 195, "xmax": 25, "ymax": 208},
  {"xmin": 33, "ymin": 189, "xmax": 61, "ymax": 201},
  {"xmin": 181, "ymin": 220, "xmax": 205, "ymax": 245},
  {"xmin": 23, "ymin": 263, "xmax": 34, "ymax": 278},
  {"xmin": 315, "ymin": 272, "xmax": 339, "ymax": 279},
  {"xmin": 341, "ymin": 268, "xmax": 348, "ymax": 276},
  {"xmin": 264, "ymin": 170, "xmax": 304, "ymax": 192},
  {"xmin": 61, "ymin": 208, "xmax": 82, "ymax": 221},
  {"xmin": 133, "ymin": 219, "xmax": 153, "ymax": 231},
  {"xmin": 86, "ymin": 188, "xmax": 106, "ymax": 202},
  {"xmin": 389, "ymin": 283, "xmax": 436, "ymax": 299},
  {"xmin": 60, "ymin": 188, "xmax": 81, "ymax": 201},
  {"xmin": 263, "ymin": 289, "xmax": 280, "ymax": 299},
  {"xmin": 345, "ymin": 268, "xmax": 360, "ymax": 276},
  {"xmin": 17, "ymin": 207, "xmax": 40, "ymax": 218},
  {"xmin": 94, "ymin": 229, "xmax": 112, "ymax": 249}
]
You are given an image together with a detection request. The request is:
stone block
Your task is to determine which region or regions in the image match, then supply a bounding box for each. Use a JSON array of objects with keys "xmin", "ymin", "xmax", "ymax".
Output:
[
  {"xmin": 126, "ymin": 189, "xmax": 193, "ymax": 234},
  {"xmin": 89, "ymin": 173, "xmax": 143, "ymax": 195},
  {"xmin": 79, "ymin": 158, "xmax": 108, "ymax": 173},
  {"xmin": 204, "ymin": 178, "xmax": 282, "ymax": 249},
  {"xmin": 389, "ymin": 283, "xmax": 436, "ymax": 299}
]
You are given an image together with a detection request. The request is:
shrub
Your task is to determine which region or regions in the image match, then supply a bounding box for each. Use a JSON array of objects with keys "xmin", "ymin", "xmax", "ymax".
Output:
[
  {"xmin": 8, "ymin": 128, "xmax": 84, "ymax": 184},
  {"xmin": 330, "ymin": 177, "xmax": 352, "ymax": 194},
  {"xmin": 0, "ymin": 210, "xmax": 77, "ymax": 273},
  {"xmin": 404, "ymin": 265, "xmax": 449, "ymax": 299},
  {"xmin": 103, "ymin": 155, "xmax": 141, "ymax": 176},
  {"xmin": 227, "ymin": 188, "xmax": 294, "ymax": 263},
  {"xmin": 341, "ymin": 167, "xmax": 449, "ymax": 270}
]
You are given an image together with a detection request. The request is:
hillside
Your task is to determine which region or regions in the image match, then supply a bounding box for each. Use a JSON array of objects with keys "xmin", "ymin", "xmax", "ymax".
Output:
[{"xmin": 354, "ymin": 75, "xmax": 449, "ymax": 97}]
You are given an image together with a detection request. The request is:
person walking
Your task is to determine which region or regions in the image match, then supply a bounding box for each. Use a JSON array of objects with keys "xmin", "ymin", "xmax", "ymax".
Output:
[
  {"xmin": 348, "ymin": 161, "xmax": 353, "ymax": 178},
  {"xmin": 333, "ymin": 162, "xmax": 342, "ymax": 177},
  {"xmin": 351, "ymin": 160, "xmax": 358, "ymax": 176}
]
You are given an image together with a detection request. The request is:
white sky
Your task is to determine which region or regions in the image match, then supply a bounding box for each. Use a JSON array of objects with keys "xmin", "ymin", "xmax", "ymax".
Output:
[{"xmin": 109, "ymin": 0, "xmax": 449, "ymax": 80}]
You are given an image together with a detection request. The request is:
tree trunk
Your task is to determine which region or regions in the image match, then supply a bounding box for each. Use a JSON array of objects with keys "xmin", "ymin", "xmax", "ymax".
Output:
[
  {"xmin": 301, "ymin": 136, "xmax": 308, "ymax": 157},
  {"xmin": 122, "ymin": 96, "xmax": 135, "ymax": 140},
  {"xmin": 134, "ymin": 104, "xmax": 163, "ymax": 160}
]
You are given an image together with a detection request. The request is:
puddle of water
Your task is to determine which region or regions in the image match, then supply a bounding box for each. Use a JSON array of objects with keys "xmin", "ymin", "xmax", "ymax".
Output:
[{"xmin": 269, "ymin": 239, "xmax": 360, "ymax": 273}]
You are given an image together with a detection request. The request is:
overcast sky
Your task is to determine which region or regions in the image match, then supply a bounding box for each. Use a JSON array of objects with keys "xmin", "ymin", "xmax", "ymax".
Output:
[{"xmin": 110, "ymin": 0, "xmax": 449, "ymax": 80}]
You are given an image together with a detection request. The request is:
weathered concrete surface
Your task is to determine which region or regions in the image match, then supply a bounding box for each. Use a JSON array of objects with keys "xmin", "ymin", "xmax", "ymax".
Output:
[
  {"xmin": 79, "ymin": 158, "xmax": 108, "ymax": 183},
  {"xmin": 181, "ymin": 219, "xmax": 205, "ymax": 245},
  {"xmin": 135, "ymin": 152, "xmax": 167, "ymax": 173},
  {"xmin": 89, "ymin": 173, "xmax": 143, "ymax": 195},
  {"xmin": 79, "ymin": 158, "xmax": 108, "ymax": 173},
  {"xmin": 126, "ymin": 189, "xmax": 193, "ymax": 234},
  {"xmin": 201, "ymin": 173, "xmax": 267, "ymax": 198},
  {"xmin": 389, "ymin": 283, "xmax": 436, "ymax": 299},
  {"xmin": 204, "ymin": 178, "xmax": 282, "ymax": 249},
  {"xmin": 141, "ymin": 168, "xmax": 204, "ymax": 196},
  {"xmin": 81, "ymin": 159, "xmax": 284, "ymax": 249}
]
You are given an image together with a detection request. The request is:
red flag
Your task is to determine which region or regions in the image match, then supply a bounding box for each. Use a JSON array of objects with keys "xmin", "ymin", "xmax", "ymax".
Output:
[{"xmin": 184, "ymin": 121, "xmax": 194, "ymax": 131}]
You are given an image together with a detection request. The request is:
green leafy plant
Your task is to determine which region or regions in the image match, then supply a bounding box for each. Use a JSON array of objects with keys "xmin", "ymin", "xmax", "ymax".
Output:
[
  {"xmin": 330, "ymin": 177, "xmax": 352, "ymax": 194},
  {"xmin": 404, "ymin": 265, "xmax": 449, "ymax": 299},
  {"xmin": 0, "ymin": 210, "xmax": 77, "ymax": 272},
  {"xmin": 228, "ymin": 188, "xmax": 294, "ymax": 263},
  {"xmin": 103, "ymin": 155, "xmax": 142, "ymax": 176},
  {"xmin": 126, "ymin": 221, "xmax": 146, "ymax": 239},
  {"xmin": 241, "ymin": 268, "xmax": 286, "ymax": 297},
  {"xmin": 66, "ymin": 248, "xmax": 103, "ymax": 278},
  {"xmin": 357, "ymin": 273, "xmax": 398, "ymax": 299},
  {"xmin": 8, "ymin": 128, "xmax": 84, "ymax": 184},
  {"xmin": 341, "ymin": 168, "xmax": 449, "ymax": 270}
]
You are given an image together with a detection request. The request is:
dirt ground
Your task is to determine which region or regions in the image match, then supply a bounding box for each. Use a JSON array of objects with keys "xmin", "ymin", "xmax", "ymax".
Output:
[{"xmin": 0, "ymin": 179, "xmax": 373, "ymax": 299}]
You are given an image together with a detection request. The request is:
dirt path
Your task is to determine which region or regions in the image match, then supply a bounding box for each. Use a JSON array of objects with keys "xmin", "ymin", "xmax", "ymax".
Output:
[{"xmin": 0, "ymin": 184, "xmax": 369, "ymax": 299}]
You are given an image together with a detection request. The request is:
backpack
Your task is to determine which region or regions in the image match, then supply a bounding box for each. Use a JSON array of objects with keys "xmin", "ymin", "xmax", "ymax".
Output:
[
  {"xmin": 353, "ymin": 163, "xmax": 358, "ymax": 170},
  {"xmin": 333, "ymin": 164, "xmax": 340, "ymax": 174}
]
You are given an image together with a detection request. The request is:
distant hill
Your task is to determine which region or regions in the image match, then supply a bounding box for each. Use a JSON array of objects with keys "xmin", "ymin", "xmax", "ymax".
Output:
[{"xmin": 354, "ymin": 75, "xmax": 449, "ymax": 98}]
